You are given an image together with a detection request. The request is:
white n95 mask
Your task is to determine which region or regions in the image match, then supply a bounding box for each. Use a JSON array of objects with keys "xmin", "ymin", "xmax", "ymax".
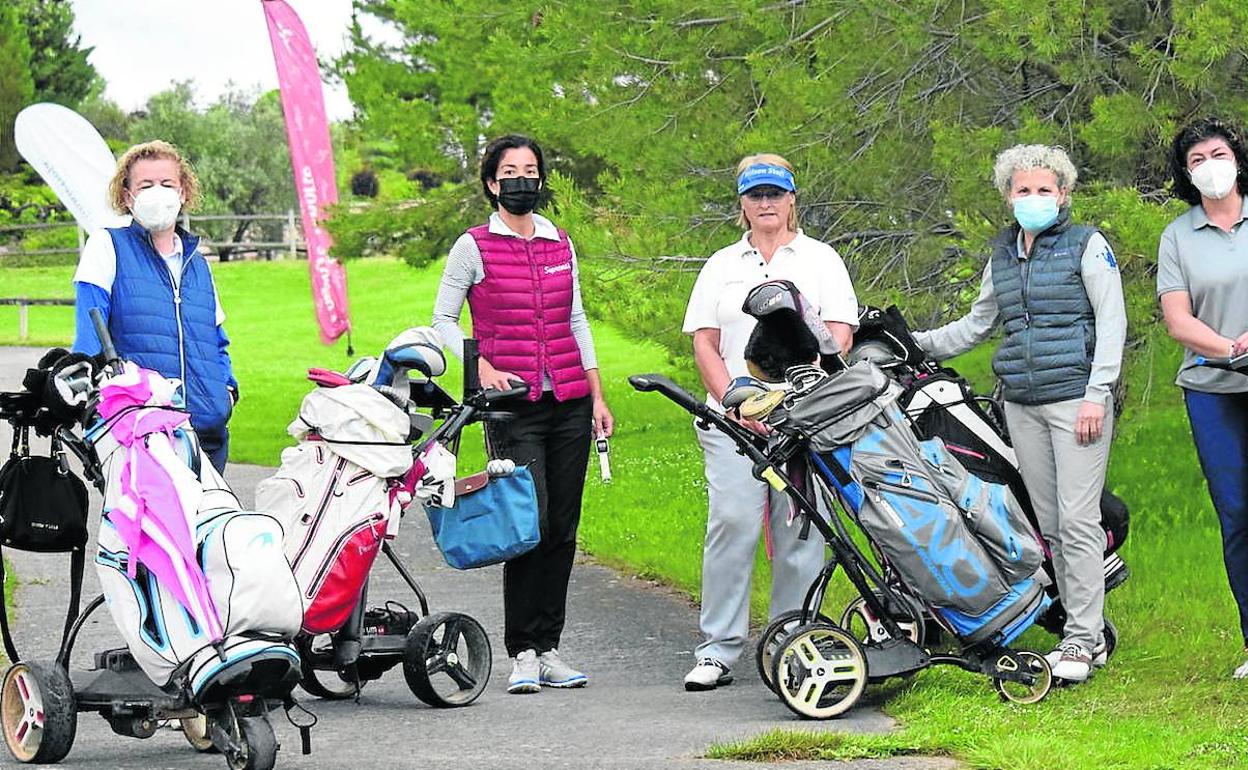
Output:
[{"xmin": 130, "ymin": 186, "xmax": 182, "ymax": 231}]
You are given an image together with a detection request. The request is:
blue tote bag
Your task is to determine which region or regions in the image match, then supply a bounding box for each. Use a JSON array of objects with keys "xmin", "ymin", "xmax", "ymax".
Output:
[{"xmin": 424, "ymin": 466, "xmax": 541, "ymax": 570}]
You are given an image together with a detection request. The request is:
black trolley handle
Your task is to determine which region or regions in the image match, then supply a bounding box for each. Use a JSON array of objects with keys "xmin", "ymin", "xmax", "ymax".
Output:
[
  {"xmin": 627, "ymin": 373, "xmax": 786, "ymax": 485},
  {"xmin": 89, "ymin": 307, "xmax": 122, "ymax": 376},
  {"xmin": 422, "ymin": 338, "xmax": 529, "ymax": 449}
]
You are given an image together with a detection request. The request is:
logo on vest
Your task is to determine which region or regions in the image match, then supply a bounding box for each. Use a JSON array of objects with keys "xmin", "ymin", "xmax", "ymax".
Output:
[{"xmin": 544, "ymin": 263, "xmax": 572, "ymax": 275}]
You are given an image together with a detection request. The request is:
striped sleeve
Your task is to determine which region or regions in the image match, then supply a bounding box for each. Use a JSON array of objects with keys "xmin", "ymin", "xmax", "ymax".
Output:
[{"xmin": 431, "ymin": 233, "xmax": 485, "ymax": 359}]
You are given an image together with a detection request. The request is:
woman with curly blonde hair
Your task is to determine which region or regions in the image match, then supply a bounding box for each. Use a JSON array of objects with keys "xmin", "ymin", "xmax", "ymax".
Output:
[
  {"xmin": 913, "ymin": 144, "xmax": 1127, "ymax": 684},
  {"xmin": 73, "ymin": 140, "xmax": 237, "ymax": 472}
]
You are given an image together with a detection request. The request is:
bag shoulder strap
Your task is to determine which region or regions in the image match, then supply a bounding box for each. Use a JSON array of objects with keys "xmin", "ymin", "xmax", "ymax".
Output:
[
  {"xmin": 8, "ymin": 423, "xmax": 29, "ymax": 461},
  {"xmin": 0, "ymin": 545, "xmax": 86, "ymax": 664}
]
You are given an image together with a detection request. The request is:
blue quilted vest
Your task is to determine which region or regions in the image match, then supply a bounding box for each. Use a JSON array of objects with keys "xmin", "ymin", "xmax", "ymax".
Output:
[
  {"xmin": 106, "ymin": 221, "xmax": 231, "ymax": 435},
  {"xmin": 990, "ymin": 210, "xmax": 1097, "ymax": 405}
]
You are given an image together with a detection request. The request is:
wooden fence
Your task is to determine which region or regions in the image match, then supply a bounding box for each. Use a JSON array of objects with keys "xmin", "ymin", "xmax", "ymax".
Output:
[{"xmin": 0, "ymin": 211, "xmax": 306, "ymax": 262}]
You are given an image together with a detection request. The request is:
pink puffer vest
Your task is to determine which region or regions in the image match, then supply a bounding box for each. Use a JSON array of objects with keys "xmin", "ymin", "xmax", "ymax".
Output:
[{"xmin": 466, "ymin": 224, "xmax": 590, "ymax": 402}]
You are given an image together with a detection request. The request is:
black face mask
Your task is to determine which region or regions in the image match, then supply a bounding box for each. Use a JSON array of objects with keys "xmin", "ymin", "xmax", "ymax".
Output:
[{"xmin": 496, "ymin": 176, "xmax": 541, "ymax": 215}]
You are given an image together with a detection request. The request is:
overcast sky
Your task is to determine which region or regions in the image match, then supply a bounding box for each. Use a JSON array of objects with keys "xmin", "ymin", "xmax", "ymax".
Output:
[{"xmin": 69, "ymin": 0, "xmax": 373, "ymax": 121}]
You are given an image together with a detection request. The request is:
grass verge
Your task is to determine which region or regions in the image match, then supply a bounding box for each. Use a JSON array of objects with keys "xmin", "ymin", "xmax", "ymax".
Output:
[{"xmin": 4, "ymin": 260, "xmax": 1246, "ymax": 769}]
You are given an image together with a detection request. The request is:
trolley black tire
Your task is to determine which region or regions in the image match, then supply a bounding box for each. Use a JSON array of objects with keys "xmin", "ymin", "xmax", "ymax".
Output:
[
  {"xmin": 770, "ymin": 622, "xmax": 869, "ymax": 719},
  {"xmin": 1101, "ymin": 617, "xmax": 1118, "ymax": 662},
  {"xmin": 838, "ymin": 593, "xmax": 926, "ymax": 648},
  {"xmin": 992, "ymin": 650, "xmax": 1053, "ymax": 705},
  {"xmin": 297, "ymin": 637, "xmax": 362, "ymax": 701},
  {"xmin": 1, "ymin": 661, "xmax": 77, "ymax": 764},
  {"xmin": 755, "ymin": 609, "xmax": 834, "ymax": 695},
  {"xmin": 403, "ymin": 612, "xmax": 491, "ymax": 708},
  {"xmin": 226, "ymin": 717, "xmax": 277, "ymax": 770},
  {"xmin": 298, "ymin": 664, "xmax": 362, "ymax": 701}
]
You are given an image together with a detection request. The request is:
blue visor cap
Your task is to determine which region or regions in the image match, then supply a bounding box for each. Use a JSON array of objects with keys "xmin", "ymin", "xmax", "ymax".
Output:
[{"xmin": 737, "ymin": 164, "xmax": 796, "ymax": 195}]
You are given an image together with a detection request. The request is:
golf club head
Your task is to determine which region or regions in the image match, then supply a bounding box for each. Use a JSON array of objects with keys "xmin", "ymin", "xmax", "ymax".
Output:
[
  {"xmin": 721, "ymin": 375, "xmax": 770, "ymax": 409},
  {"xmin": 738, "ymin": 389, "xmax": 786, "ymax": 421},
  {"xmin": 367, "ymin": 327, "xmax": 447, "ymax": 390},
  {"xmin": 742, "ymin": 280, "xmax": 841, "ymax": 382}
]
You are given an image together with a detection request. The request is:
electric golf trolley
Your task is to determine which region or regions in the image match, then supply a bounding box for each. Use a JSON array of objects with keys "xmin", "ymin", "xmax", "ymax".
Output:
[
  {"xmin": 0, "ymin": 310, "xmax": 305, "ymax": 770},
  {"xmin": 289, "ymin": 338, "xmax": 527, "ymax": 707},
  {"xmin": 631, "ymin": 369, "xmax": 1056, "ymax": 719}
]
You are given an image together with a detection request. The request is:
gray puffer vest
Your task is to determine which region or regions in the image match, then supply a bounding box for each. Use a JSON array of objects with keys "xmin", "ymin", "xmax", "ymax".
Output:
[{"xmin": 990, "ymin": 210, "xmax": 1097, "ymax": 405}]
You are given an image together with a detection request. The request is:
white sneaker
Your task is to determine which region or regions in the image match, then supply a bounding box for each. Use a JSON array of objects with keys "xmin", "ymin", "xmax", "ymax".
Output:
[
  {"xmin": 1233, "ymin": 654, "xmax": 1248, "ymax": 680},
  {"xmin": 538, "ymin": 649, "xmax": 587, "ymax": 688},
  {"xmin": 684, "ymin": 657, "xmax": 732, "ymax": 691},
  {"xmin": 507, "ymin": 649, "xmax": 540, "ymax": 694},
  {"xmin": 1050, "ymin": 643, "xmax": 1093, "ymax": 683},
  {"xmin": 1092, "ymin": 636, "xmax": 1109, "ymax": 669}
]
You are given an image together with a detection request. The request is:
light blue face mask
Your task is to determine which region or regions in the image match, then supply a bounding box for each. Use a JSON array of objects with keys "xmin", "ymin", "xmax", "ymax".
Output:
[{"xmin": 1012, "ymin": 195, "xmax": 1060, "ymax": 233}]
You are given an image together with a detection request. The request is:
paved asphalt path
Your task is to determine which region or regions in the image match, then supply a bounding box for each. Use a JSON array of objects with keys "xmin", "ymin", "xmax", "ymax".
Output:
[{"xmin": 0, "ymin": 346, "xmax": 956, "ymax": 770}]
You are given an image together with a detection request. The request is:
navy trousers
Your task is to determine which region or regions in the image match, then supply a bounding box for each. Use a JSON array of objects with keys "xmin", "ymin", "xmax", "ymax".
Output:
[{"xmin": 1184, "ymin": 389, "xmax": 1248, "ymax": 645}]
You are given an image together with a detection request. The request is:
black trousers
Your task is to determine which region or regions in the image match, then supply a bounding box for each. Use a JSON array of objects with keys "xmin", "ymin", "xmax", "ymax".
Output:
[{"xmin": 484, "ymin": 393, "xmax": 592, "ymax": 656}]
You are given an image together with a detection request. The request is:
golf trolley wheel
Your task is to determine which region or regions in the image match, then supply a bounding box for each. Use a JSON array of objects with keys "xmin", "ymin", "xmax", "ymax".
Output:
[
  {"xmin": 181, "ymin": 713, "xmax": 218, "ymax": 753},
  {"xmin": 992, "ymin": 650, "xmax": 1053, "ymax": 705},
  {"xmin": 839, "ymin": 594, "xmax": 926, "ymax": 648},
  {"xmin": 224, "ymin": 716, "xmax": 277, "ymax": 770},
  {"xmin": 755, "ymin": 609, "xmax": 834, "ymax": 694},
  {"xmin": 1102, "ymin": 617, "xmax": 1118, "ymax": 662},
  {"xmin": 771, "ymin": 622, "xmax": 869, "ymax": 719},
  {"xmin": 1, "ymin": 661, "xmax": 77, "ymax": 764},
  {"xmin": 298, "ymin": 635, "xmax": 363, "ymax": 701},
  {"xmin": 403, "ymin": 612, "xmax": 491, "ymax": 708}
]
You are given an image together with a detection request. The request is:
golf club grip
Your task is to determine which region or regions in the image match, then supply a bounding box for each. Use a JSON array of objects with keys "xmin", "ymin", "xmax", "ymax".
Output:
[
  {"xmin": 89, "ymin": 308, "xmax": 119, "ymax": 366},
  {"xmin": 463, "ymin": 338, "xmax": 481, "ymax": 396}
]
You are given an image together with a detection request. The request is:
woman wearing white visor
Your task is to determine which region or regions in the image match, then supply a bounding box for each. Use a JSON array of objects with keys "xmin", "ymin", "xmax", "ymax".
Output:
[{"xmin": 681, "ymin": 154, "xmax": 858, "ymax": 690}]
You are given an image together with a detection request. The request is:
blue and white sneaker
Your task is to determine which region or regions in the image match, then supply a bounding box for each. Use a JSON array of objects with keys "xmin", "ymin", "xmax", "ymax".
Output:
[
  {"xmin": 538, "ymin": 649, "xmax": 588, "ymax": 688},
  {"xmin": 508, "ymin": 649, "xmax": 540, "ymax": 694}
]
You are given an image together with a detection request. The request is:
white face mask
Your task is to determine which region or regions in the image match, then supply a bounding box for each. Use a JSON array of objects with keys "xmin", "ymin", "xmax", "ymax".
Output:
[
  {"xmin": 130, "ymin": 186, "xmax": 182, "ymax": 231},
  {"xmin": 1190, "ymin": 158, "xmax": 1238, "ymax": 200}
]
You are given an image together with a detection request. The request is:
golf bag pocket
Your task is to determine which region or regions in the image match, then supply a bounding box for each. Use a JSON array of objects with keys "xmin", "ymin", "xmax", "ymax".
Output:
[
  {"xmin": 425, "ymin": 466, "xmax": 540, "ymax": 570},
  {"xmin": 197, "ymin": 508, "xmax": 303, "ymax": 638},
  {"xmin": 96, "ymin": 508, "xmax": 305, "ymax": 690},
  {"xmin": 917, "ymin": 437, "xmax": 1043, "ymax": 584},
  {"xmin": 259, "ymin": 442, "xmax": 399, "ymax": 634},
  {"xmin": 299, "ymin": 513, "xmax": 386, "ymax": 634},
  {"xmin": 96, "ymin": 525, "xmax": 204, "ymax": 689},
  {"xmin": 849, "ymin": 450, "xmax": 1010, "ymax": 617},
  {"xmin": 954, "ymin": 473, "xmax": 1043, "ymax": 583}
]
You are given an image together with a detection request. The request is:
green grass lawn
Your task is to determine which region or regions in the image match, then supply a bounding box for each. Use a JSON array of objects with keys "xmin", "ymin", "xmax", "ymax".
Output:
[{"xmin": 2, "ymin": 259, "xmax": 1246, "ymax": 769}]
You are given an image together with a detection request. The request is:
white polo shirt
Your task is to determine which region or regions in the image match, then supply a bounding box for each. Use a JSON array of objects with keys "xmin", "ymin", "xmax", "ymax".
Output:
[{"xmin": 682, "ymin": 231, "xmax": 859, "ymax": 403}]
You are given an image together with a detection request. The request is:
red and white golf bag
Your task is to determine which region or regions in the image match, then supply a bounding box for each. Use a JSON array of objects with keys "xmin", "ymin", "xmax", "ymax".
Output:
[{"xmin": 256, "ymin": 383, "xmax": 415, "ymax": 634}]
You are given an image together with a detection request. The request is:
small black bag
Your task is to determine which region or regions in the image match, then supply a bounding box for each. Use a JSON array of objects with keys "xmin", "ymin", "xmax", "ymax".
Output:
[
  {"xmin": 0, "ymin": 425, "xmax": 88, "ymax": 662},
  {"xmin": 0, "ymin": 435, "xmax": 89, "ymax": 553}
]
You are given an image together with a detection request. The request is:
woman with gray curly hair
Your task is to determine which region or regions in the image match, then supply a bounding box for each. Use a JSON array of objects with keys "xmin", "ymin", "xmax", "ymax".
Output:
[{"xmin": 912, "ymin": 144, "xmax": 1127, "ymax": 684}]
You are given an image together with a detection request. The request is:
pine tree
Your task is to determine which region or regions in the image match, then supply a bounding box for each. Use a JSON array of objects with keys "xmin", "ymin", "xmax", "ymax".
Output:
[{"xmin": 0, "ymin": 4, "xmax": 35, "ymax": 171}]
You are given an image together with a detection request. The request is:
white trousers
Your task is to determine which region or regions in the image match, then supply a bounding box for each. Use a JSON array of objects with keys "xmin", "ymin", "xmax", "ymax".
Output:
[{"xmin": 693, "ymin": 422, "xmax": 827, "ymax": 666}]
